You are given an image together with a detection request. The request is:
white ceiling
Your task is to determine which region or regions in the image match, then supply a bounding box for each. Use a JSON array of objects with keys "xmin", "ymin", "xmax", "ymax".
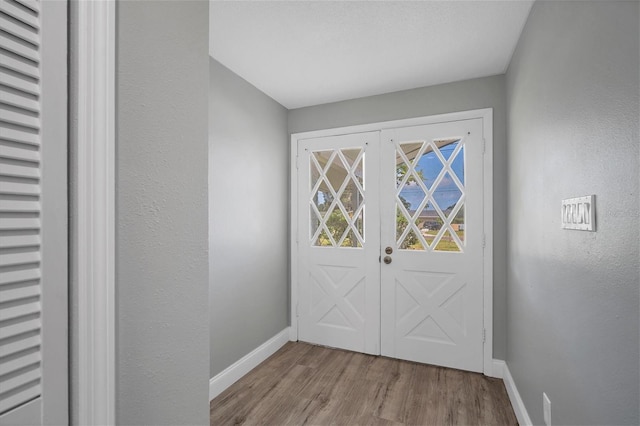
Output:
[{"xmin": 210, "ymin": 1, "xmax": 534, "ymax": 109}]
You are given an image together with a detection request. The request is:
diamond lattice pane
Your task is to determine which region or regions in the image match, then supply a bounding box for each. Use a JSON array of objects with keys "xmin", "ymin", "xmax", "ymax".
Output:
[
  {"xmin": 450, "ymin": 143, "xmax": 465, "ymax": 184},
  {"xmin": 415, "ymin": 145, "xmax": 444, "ymax": 191},
  {"xmin": 400, "ymin": 141, "xmax": 423, "ymax": 162},
  {"xmin": 340, "ymin": 229, "xmax": 362, "ymax": 248},
  {"xmin": 399, "ymin": 229, "xmax": 424, "ymax": 250},
  {"xmin": 436, "ymin": 138, "xmax": 461, "ymax": 161},
  {"xmin": 310, "ymin": 147, "xmax": 365, "ymax": 249},
  {"xmin": 312, "ymin": 180, "xmax": 334, "ymax": 218},
  {"xmin": 310, "ymin": 205, "xmax": 322, "ymax": 240},
  {"xmin": 398, "ymin": 175, "xmax": 426, "ymax": 219},
  {"xmin": 396, "ymin": 142, "xmax": 421, "ymax": 189},
  {"xmin": 315, "ymin": 228, "xmax": 332, "ymax": 247},
  {"xmin": 341, "ymin": 148, "xmax": 361, "ymax": 168},
  {"xmin": 452, "ymin": 204, "xmax": 465, "ymax": 244},
  {"xmin": 340, "ymin": 176, "xmax": 363, "ymax": 216},
  {"xmin": 326, "ymin": 206, "xmax": 349, "ymax": 244},
  {"xmin": 354, "ymin": 208, "xmax": 364, "ymax": 241},
  {"xmin": 313, "ymin": 150, "xmax": 333, "ymax": 172},
  {"xmin": 434, "ymin": 228, "xmax": 461, "ymax": 252},
  {"xmin": 396, "ymin": 204, "xmax": 409, "ymax": 244},
  {"xmin": 311, "ymin": 157, "xmax": 322, "ymax": 189},
  {"xmin": 433, "ymin": 172, "xmax": 462, "ymax": 214},
  {"xmin": 353, "ymin": 156, "xmax": 364, "ymax": 187},
  {"xmin": 416, "ymin": 201, "xmax": 440, "ymax": 248},
  {"xmin": 341, "ymin": 148, "xmax": 364, "ymax": 187}
]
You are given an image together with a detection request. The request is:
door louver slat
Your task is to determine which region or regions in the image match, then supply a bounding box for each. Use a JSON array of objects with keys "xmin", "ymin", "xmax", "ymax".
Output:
[
  {"xmin": 0, "ymin": 181, "xmax": 40, "ymax": 195},
  {"xmin": 0, "ymin": 384, "xmax": 40, "ymax": 414},
  {"xmin": 0, "ymin": 283, "xmax": 40, "ymax": 302},
  {"xmin": 0, "ymin": 144, "xmax": 40, "ymax": 162},
  {"xmin": 0, "ymin": 51, "xmax": 40, "ymax": 80},
  {"xmin": 0, "ymin": 268, "xmax": 41, "ymax": 286},
  {"xmin": 0, "ymin": 107, "xmax": 40, "ymax": 129},
  {"xmin": 0, "ymin": 235, "xmax": 40, "ymax": 249},
  {"xmin": 0, "ymin": 317, "xmax": 41, "ymax": 349},
  {"xmin": 0, "ymin": 251, "xmax": 40, "ymax": 267},
  {"xmin": 0, "ymin": 199, "xmax": 41, "ymax": 212},
  {"xmin": 0, "ymin": 347, "xmax": 40, "ymax": 376},
  {"xmin": 0, "ymin": 0, "xmax": 42, "ymax": 416},
  {"xmin": 0, "ymin": 69, "xmax": 40, "ymax": 96},
  {"xmin": 0, "ymin": 90, "xmax": 40, "ymax": 113},
  {"xmin": 12, "ymin": 0, "xmax": 38, "ymax": 13},
  {"xmin": 0, "ymin": 33, "xmax": 39, "ymax": 63},
  {"xmin": 0, "ymin": 333, "xmax": 40, "ymax": 358},
  {"xmin": 0, "ymin": 217, "xmax": 40, "ymax": 231},
  {"xmin": 1, "ymin": 301, "xmax": 40, "ymax": 322},
  {"xmin": 1, "ymin": 367, "xmax": 40, "ymax": 398},
  {"xmin": 0, "ymin": 14, "xmax": 39, "ymax": 45},
  {"xmin": 0, "ymin": 162, "xmax": 40, "ymax": 179},
  {"xmin": 0, "ymin": 1, "xmax": 39, "ymax": 28},
  {"xmin": 0, "ymin": 126, "xmax": 39, "ymax": 146}
]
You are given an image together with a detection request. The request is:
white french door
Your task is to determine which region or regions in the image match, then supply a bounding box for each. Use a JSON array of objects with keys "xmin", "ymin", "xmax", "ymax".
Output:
[
  {"xmin": 297, "ymin": 132, "xmax": 381, "ymax": 355},
  {"xmin": 295, "ymin": 116, "xmax": 487, "ymax": 373},
  {"xmin": 379, "ymin": 119, "xmax": 484, "ymax": 372}
]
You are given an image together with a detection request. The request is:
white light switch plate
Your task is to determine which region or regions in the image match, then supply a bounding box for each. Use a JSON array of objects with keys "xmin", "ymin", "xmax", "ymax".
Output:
[{"xmin": 561, "ymin": 195, "xmax": 595, "ymax": 231}]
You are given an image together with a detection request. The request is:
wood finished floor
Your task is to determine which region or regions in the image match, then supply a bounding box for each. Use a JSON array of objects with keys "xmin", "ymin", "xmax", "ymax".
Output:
[{"xmin": 210, "ymin": 342, "xmax": 517, "ymax": 426}]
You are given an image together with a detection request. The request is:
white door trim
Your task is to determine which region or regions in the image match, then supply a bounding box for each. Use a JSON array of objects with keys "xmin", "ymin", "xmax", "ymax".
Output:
[
  {"xmin": 290, "ymin": 108, "xmax": 494, "ymax": 375},
  {"xmin": 76, "ymin": 1, "xmax": 116, "ymax": 424}
]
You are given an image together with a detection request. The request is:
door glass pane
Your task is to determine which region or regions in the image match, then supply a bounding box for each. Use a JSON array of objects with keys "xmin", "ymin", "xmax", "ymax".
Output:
[
  {"xmin": 310, "ymin": 148, "xmax": 364, "ymax": 248},
  {"xmin": 416, "ymin": 201, "xmax": 440, "ymax": 248},
  {"xmin": 396, "ymin": 138, "xmax": 465, "ymax": 252}
]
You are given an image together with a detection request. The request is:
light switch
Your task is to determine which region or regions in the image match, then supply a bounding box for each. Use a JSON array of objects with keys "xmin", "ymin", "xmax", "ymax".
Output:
[{"xmin": 561, "ymin": 195, "xmax": 595, "ymax": 231}]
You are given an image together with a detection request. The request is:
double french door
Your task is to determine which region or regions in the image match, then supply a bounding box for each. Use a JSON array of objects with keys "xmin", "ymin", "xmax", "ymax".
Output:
[{"xmin": 296, "ymin": 118, "xmax": 486, "ymax": 373}]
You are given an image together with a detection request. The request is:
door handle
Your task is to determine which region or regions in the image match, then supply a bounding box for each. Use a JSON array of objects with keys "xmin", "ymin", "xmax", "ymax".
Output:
[
  {"xmin": 385, "ymin": 246, "xmax": 393, "ymax": 254},
  {"xmin": 383, "ymin": 256, "xmax": 392, "ymax": 264}
]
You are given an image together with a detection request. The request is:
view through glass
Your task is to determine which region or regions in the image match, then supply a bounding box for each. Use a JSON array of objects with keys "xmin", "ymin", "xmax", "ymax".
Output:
[
  {"xmin": 310, "ymin": 148, "xmax": 365, "ymax": 248},
  {"xmin": 396, "ymin": 138, "xmax": 465, "ymax": 252}
]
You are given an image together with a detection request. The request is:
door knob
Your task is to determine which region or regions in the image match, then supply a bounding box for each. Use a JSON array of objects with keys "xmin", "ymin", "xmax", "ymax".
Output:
[
  {"xmin": 385, "ymin": 246, "xmax": 393, "ymax": 254},
  {"xmin": 383, "ymin": 256, "xmax": 392, "ymax": 264}
]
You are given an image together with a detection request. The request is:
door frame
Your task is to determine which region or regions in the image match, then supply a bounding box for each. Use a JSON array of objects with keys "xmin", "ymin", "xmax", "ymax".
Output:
[
  {"xmin": 75, "ymin": 1, "xmax": 116, "ymax": 424},
  {"xmin": 290, "ymin": 108, "xmax": 495, "ymax": 376}
]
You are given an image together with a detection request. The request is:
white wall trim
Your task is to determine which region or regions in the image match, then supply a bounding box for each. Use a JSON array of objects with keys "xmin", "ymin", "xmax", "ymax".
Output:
[
  {"xmin": 290, "ymin": 108, "xmax": 494, "ymax": 375},
  {"xmin": 209, "ymin": 328, "xmax": 291, "ymax": 401},
  {"xmin": 481, "ymin": 108, "xmax": 494, "ymax": 375},
  {"xmin": 503, "ymin": 363, "xmax": 533, "ymax": 426},
  {"xmin": 490, "ymin": 359, "xmax": 505, "ymax": 379},
  {"xmin": 76, "ymin": 1, "xmax": 116, "ymax": 424}
]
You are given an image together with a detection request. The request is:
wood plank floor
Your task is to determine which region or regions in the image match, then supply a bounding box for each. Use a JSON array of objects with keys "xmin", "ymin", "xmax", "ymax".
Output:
[{"xmin": 210, "ymin": 342, "xmax": 518, "ymax": 426}]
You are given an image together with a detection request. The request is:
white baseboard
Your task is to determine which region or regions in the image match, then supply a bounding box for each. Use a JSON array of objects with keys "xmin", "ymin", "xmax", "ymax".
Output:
[
  {"xmin": 289, "ymin": 326, "xmax": 297, "ymax": 342},
  {"xmin": 503, "ymin": 363, "xmax": 533, "ymax": 426},
  {"xmin": 209, "ymin": 327, "xmax": 290, "ymax": 401},
  {"xmin": 490, "ymin": 359, "xmax": 505, "ymax": 379}
]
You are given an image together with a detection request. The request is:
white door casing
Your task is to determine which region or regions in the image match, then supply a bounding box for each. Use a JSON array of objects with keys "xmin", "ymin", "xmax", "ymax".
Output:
[
  {"xmin": 0, "ymin": 0, "xmax": 68, "ymax": 424},
  {"xmin": 380, "ymin": 119, "xmax": 484, "ymax": 372},
  {"xmin": 291, "ymin": 109, "xmax": 494, "ymax": 375},
  {"xmin": 297, "ymin": 132, "xmax": 381, "ymax": 355}
]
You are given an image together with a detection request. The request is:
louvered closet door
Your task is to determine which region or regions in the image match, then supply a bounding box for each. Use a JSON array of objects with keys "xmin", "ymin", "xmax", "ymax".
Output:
[{"xmin": 0, "ymin": 0, "xmax": 68, "ymax": 424}]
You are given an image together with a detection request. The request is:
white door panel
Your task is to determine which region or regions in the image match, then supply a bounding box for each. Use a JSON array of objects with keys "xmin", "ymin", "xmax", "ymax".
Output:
[
  {"xmin": 297, "ymin": 132, "xmax": 380, "ymax": 355},
  {"xmin": 380, "ymin": 119, "xmax": 484, "ymax": 372}
]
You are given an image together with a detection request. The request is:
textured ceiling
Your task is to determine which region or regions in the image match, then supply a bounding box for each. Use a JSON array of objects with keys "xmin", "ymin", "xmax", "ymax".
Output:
[{"xmin": 210, "ymin": 1, "xmax": 534, "ymax": 109}]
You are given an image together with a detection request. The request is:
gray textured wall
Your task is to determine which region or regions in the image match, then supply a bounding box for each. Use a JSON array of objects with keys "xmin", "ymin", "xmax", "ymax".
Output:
[
  {"xmin": 209, "ymin": 59, "xmax": 289, "ymax": 377},
  {"xmin": 506, "ymin": 1, "xmax": 639, "ymax": 425},
  {"xmin": 116, "ymin": 1, "xmax": 210, "ymax": 424},
  {"xmin": 288, "ymin": 75, "xmax": 509, "ymax": 359}
]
